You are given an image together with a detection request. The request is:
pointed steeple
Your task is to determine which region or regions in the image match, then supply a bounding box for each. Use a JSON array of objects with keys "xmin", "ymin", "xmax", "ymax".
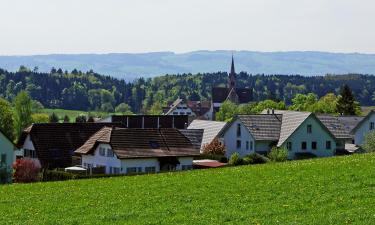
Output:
[{"xmin": 228, "ymin": 54, "xmax": 236, "ymax": 90}]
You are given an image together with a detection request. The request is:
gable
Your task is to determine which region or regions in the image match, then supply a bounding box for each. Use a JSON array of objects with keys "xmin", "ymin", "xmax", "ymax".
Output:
[{"xmin": 351, "ymin": 111, "xmax": 375, "ymax": 134}]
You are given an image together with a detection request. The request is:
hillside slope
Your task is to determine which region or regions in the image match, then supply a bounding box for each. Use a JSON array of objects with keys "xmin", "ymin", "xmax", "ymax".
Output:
[
  {"xmin": 1, "ymin": 154, "xmax": 375, "ymax": 224},
  {"xmin": 1, "ymin": 51, "xmax": 375, "ymax": 80}
]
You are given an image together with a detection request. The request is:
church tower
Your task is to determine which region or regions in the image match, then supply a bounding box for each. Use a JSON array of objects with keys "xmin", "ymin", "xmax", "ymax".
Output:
[{"xmin": 228, "ymin": 55, "xmax": 236, "ymax": 90}]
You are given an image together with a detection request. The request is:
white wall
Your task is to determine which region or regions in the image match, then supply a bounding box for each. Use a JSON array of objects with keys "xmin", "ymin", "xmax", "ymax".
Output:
[
  {"xmin": 121, "ymin": 158, "xmax": 160, "ymax": 173},
  {"xmin": 168, "ymin": 103, "xmax": 195, "ymax": 116},
  {"xmin": 354, "ymin": 113, "xmax": 375, "ymax": 146},
  {"xmin": 223, "ymin": 118, "xmax": 255, "ymax": 158},
  {"xmin": 281, "ymin": 116, "xmax": 336, "ymax": 159},
  {"xmin": 81, "ymin": 144, "xmax": 122, "ymax": 174},
  {"xmin": 176, "ymin": 157, "xmax": 194, "ymax": 170}
]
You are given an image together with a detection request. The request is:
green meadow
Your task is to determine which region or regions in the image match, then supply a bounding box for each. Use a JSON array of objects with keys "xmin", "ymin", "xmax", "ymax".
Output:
[{"xmin": 1, "ymin": 153, "xmax": 375, "ymax": 224}]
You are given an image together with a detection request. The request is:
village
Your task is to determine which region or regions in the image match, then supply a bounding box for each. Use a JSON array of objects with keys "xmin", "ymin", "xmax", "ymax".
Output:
[{"xmin": 1, "ymin": 58, "xmax": 374, "ymax": 184}]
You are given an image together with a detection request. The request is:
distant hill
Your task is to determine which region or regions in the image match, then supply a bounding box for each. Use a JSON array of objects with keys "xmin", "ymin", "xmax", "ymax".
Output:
[{"xmin": 1, "ymin": 51, "xmax": 375, "ymax": 80}]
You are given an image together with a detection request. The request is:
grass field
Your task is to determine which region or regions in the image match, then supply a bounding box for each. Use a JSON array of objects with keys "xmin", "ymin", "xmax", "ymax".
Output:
[
  {"xmin": 1, "ymin": 154, "xmax": 375, "ymax": 224},
  {"xmin": 40, "ymin": 108, "xmax": 112, "ymax": 122}
]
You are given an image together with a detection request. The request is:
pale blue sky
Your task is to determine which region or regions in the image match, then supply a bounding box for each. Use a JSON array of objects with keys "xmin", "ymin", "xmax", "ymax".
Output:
[{"xmin": 0, "ymin": 0, "xmax": 374, "ymax": 55}]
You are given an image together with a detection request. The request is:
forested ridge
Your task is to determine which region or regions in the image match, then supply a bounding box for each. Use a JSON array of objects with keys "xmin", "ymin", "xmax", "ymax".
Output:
[{"xmin": 1, "ymin": 66, "xmax": 375, "ymax": 113}]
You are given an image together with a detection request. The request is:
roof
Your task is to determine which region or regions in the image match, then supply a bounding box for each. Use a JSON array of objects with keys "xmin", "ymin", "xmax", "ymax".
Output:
[
  {"xmin": 212, "ymin": 87, "xmax": 252, "ymax": 104},
  {"xmin": 350, "ymin": 111, "xmax": 374, "ymax": 133},
  {"xmin": 75, "ymin": 128, "xmax": 199, "ymax": 159},
  {"xmin": 336, "ymin": 116, "xmax": 365, "ymax": 133},
  {"xmin": 186, "ymin": 101, "xmax": 211, "ymax": 117},
  {"xmin": 188, "ymin": 120, "xmax": 227, "ymax": 149},
  {"xmin": 165, "ymin": 98, "xmax": 183, "ymax": 115},
  {"xmin": 179, "ymin": 129, "xmax": 204, "ymax": 150},
  {"xmin": 106, "ymin": 115, "xmax": 189, "ymax": 129},
  {"xmin": 236, "ymin": 114, "xmax": 282, "ymax": 141},
  {"xmin": 17, "ymin": 123, "xmax": 121, "ymax": 168},
  {"xmin": 317, "ymin": 115, "xmax": 352, "ymax": 140}
]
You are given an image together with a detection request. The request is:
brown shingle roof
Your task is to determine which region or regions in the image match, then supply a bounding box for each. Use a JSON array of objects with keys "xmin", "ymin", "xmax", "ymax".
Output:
[
  {"xmin": 317, "ymin": 115, "xmax": 352, "ymax": 140},
  {"xmin": 75, "ymin": 128, "xmax": 200, "ymax": 159},
  {"xmin": 18, "ymin": 123, "xmax": 121, "ymax": 168}
]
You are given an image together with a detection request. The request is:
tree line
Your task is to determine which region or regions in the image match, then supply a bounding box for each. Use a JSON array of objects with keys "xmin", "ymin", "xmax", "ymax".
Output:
[{"xmin": 1, "ymin": 66, "xmax": 375, "ymax": 114}]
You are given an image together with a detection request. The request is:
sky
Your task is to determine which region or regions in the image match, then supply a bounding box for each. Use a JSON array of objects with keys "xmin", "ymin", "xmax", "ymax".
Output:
[{"xmin": 0, "ymin": 0, "xmax": 374, "ymax": 55}]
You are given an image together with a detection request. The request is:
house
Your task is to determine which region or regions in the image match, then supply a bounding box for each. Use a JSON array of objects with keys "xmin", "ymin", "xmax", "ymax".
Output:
[
  {"xmin": 187, "ymin": 120, "xmax": 227, "ymax": 152},
  {"xmin": 220, "ymin": 110, "xmax": 337, "ymax": 159},
  {"xmin": 163, "ymin": 98, "xmax": 212, "ymax": 120},
  {"xmin": 211, "ymin": 56, "xmax": 252, "ymax": 119},
  {"xmin": 349, "ymin": 110, "xmax": 375, "ymax": 146},
  {"xmin": 17, "ymin": 123, "xmax": 121, "ymax": 169},
  {"xmin": 317, "ymin": 115, "xmax": 354, "ymax": 153},
  {"xmin": 99, "ymin": 115, "xmax": 189, "ymax": 129},
  {"xmin": 0, "ymin": 130, "xmax": 15, "ymax": 183},
  {"xmin": 75, "ymin": 127, "xmax": 200, "ymax": 174}
]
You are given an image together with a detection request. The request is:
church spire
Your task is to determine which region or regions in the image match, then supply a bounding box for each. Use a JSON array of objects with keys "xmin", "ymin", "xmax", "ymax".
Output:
[{"xmin": 228, "ymin": 54, "xmax": 236, "ymax": 90}]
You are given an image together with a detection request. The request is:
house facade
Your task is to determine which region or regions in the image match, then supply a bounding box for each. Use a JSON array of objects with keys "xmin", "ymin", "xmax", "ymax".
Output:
[
  {"xmin": 75, "ymin": 127, "xmax": 199, "ymax": 174},
  {"xmin": 0, "ymin": 130, "xmax": 15, "ymax": 183},
  {"xmin": 220, "ymin": 110, "xmax": 337, "ymax": 159},
  {"xmin": 351, "ymin": 111, "xmax": 375, "ymax": 146},
  {"xmin": 163, "ymin": 98, "xmax": 212, "ymax": 120}
]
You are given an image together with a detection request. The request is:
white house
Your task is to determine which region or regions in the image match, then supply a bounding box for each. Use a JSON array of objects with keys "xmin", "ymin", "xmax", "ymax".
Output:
[
  {"xmin": 164, "ymin": 98, "xmax": 195, "ymax": 116},
  {"xmin": 350, "ymin": 110, "xmax": 375, "ymax": 146},
  {"xmin": 220, "ymin": 110, "xmax": 337, "ymax": 159},
  {"xmin": 75, "ymin": 127, "xmax": 200, "ymax": 174}
]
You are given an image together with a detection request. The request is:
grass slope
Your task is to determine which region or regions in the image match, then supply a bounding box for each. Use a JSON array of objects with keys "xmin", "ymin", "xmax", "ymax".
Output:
[{"xmin": 1, "ymin": 154, "xmax": 375, "ymax": 224}]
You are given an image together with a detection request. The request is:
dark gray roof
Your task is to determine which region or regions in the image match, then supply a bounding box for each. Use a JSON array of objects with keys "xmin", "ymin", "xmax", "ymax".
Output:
[
  {"xmin": 188, "ymin": 120, "xmax": 227, "ymax": 149},
  {"xmin": 336, "ymin": 116, "xmax": 365, "ymax": 133},
  {"xmin": 317, "ymin": 115, "xmax": 352, "ymax": 140},
  {"xmin": 237, "ymin": 114, "xmax": 282, "ymax": 141},
  {"xmin": 179, "ymin": 129, "xmax": 204, "ymax": 150}
]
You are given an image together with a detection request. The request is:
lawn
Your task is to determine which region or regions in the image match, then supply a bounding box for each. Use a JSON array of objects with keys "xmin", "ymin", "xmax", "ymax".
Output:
[
  {"xmin": 1, "ymin": 154, "xmax": 375, "ymax": 224},
  {"xmin": 40, "ymin": 108, "xmax": 111, "ymax": 122}
]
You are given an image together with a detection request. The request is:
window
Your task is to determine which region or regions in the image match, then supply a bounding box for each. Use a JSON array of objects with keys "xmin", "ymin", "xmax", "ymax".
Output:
[
  {"xmin": 182, "ymin": 165, "xmax": 193, "ymax": 170},
  {"xmin": 179, "ymin": 112, "xmax": 185, "ymax": 115},
  {"xmin": 187, "ymin": 112, "xmax": 191, "ymax": 115},
  {"xmin": 326, "ymin": 141, "xmax": 331, "ymax": 150},
  {"xmin": 286, "ymin": 142, "xmax": 292, "ymax": 151},
  {"xmin": 236, "ymin": 140, "xmax": 241, "ymax": 149},
  {"xmin": 250, "ymin": 141, "xmax": 254, "ymax": 151},
  {"xmin": 110, "ymin": 167, "xmax": 120, "ymax": 174},
  {"xmin": 99, "ymin": 147, "xmax": 106, "ymax": 156},
  {"xmin": 126, "ymin": 167, "xmax": 137, "ymax": 173},
  {"xmin": 301, "ymin": 142, "xmax": 307, "ymax": 150},
  {"xmin": 145, "ymin": 166, "xmax": 156, "ymax": 173},
  {"xmin": 173, "ymin": 112, "xmax": 178, "ymax": 115},
  {"xmin": 236, "ymin": 124, "xmax": 241, "ymax": 137},
  {"xmin": 370, "ymin": 122, "xmax": 375, "ymax": 130},
  {"xmin": 307, "ymin": 124, "xmax": 312, "ymax": 133},
  {"xmin": 246, "ymin": 141, "xmax": 249, "ymax": 150},
  {"xmin": 106, "ymin": 148, "xmax": 114, "ymax": 157},
  {"xmin": 137, "ymin": 167, "xmax": 142, "ymax": 173},
  {"xmin": 312, "ymin": 141, "xmax": 317, "ymax": 150},
  {"xmin": 0, "ymin": 154, "xmax": 6, "ymax": 165},
  {"xmin": 182, "ymin": 107, "xmax": 188, "ymax": 109}
]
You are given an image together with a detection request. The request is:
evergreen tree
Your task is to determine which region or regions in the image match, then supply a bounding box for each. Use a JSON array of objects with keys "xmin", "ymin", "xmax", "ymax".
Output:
[
  {"xmin": 337, "ymin": 84, "xmax": 356, "ymax": 115},
  {"xmin": 49, "ymin": 112, "xmax": 59, "ymax": 123},
  {"xmin": 63, "ymin": 115, "xmax": 70, "ymax": 123}
]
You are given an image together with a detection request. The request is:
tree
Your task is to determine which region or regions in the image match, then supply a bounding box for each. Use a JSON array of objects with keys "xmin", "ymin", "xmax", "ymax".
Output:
[
  {"xmin": 0, "ymin": 98, "xmax": 15, "ymax": 140},
  {"xmin": 115, "ymin": 103, "xmax": 133, "ymax": 115},
  {"xmin": 31, "ymin": 100, "xmax": 44, "ymax": 113},
  {"xmin": 14, "ymin": 91, "xmax": 33, "ymax": 138},
  {"xmin": 75, "ymin": 115, "xmax": 87, "ymax": 123},
  {"xmin": 362, "ymin": 131, "xmax": 375, "ymax": 152},
  {"xmin": 13, "ymin": 158, "xmax": 41, "ymax": 183},
  {"xmin": 289, "ymin": 93, "xmax": 318, "ymax": 111},
  {"xmin": 202, "ymin": 138, "xmax": 226, "ymax": 155},
  {"xmin": 49, "ymin": 112, "xmax": 59, "ymax": 123},
  {"xmin": 63, "ymin": 115, "xmax": 70, "ymax": 123},
  {"xmin": 215, "ymin": 101, "xmax": 238, "ymax": 122},
  {"xmin": 148, "ymin": 102, "xmax": 163, "ymax": 115},
  {"xmin": 336, "ymin": 85, "xmax": 357, "ymax": 115},
  {"xmin": 31, "ymin": 113, "xmax": 50, "ymax": 123}
]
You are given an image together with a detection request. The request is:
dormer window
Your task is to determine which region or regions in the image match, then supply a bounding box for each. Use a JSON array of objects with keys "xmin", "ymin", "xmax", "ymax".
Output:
[{"xmin": 107, "ymin": 148, "xmax": 114, "ymax": 157}]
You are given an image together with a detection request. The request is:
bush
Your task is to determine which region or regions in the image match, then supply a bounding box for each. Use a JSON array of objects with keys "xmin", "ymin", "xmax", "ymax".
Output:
[
  {"xmin": 202, "ymin": 138, "xmax": 226, "ymax": 156},
  {"xmin": 42, "ymin": 170, "xmax": 77, "ymax": 182},
  {"xmin": 228, "ymin": 153, "xmax": 243, "ymax": 166},
  {"xmin": 13, "ymin": 158, "xmax": 41, "ymax": 183},
  {"xmin": 363, "ymin": 131, "xmax": 375, "ymax": 153},
  {"xmin": 243, "ymin": 153, "xmax": 269, "ymax": 165},
  {"xmin": 267, "ymin": 147, "xmax": 288, "ymax": 162}
]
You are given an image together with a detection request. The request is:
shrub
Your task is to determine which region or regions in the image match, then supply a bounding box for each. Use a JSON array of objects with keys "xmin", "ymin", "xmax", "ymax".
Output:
[
  {"xmin": 13, "ymin": 158, "xmax": 41, "ymax": 183},
  {"xmin": 42, "ymin": 170, "xmax": 77, "ymax": 182},
  {"xmin": 243, "ymin": 153, "xmax": 269, "ymax": 165},
  {"xmin": 267, "ymin": 147, "xmax": 288, "ymax": 162},
  {"xmin": 228, "ymin": 153, "xmax": 243, "ymax": 166},
  {"xmin": 202, "ymin": 138, "xmax": 226, "ymax": 156}
]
